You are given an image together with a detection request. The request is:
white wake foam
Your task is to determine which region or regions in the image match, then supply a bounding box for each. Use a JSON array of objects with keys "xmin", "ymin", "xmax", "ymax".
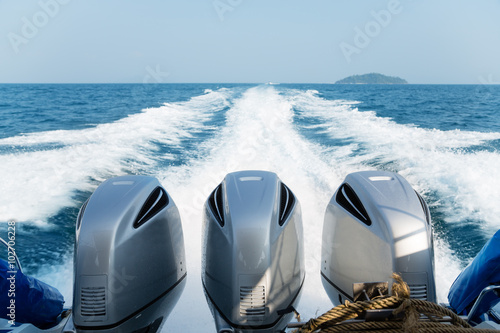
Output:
[
  {"xmin": 11, "ymin": 86, "xmax": 500, "ymax": 331},
  {"xmin": 288, "ymin": 88, "xmax": 500, "ymax": 301},
  {"xmin": 289, "ymin": 89, "xmax": 500, "ymax": 230},
  {"xmin": 157, "ymin": 86, "xmax": 338, "ymax": 331},
  {"xmin": 0, "ymin": 89, "xmax": 232, "ymax": 223},
  {"xmin": 34, "ymin": 257, "xmax": 74, "ymax": 305}
]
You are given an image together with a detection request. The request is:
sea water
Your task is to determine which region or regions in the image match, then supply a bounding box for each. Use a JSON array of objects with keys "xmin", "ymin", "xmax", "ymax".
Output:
[{"xmin": 1, "ymin": 83, "xmax": 499, "ymax": 331}]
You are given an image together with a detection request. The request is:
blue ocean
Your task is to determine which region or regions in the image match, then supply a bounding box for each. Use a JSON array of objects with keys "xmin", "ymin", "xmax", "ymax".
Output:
[{"xmin": 1, "ymin": 83, "xmax": 500, "ymax": 331}]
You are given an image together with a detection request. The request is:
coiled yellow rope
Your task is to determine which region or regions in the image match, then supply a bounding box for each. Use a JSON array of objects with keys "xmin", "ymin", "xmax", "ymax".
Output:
[{"xmin": 296, "ymin": 274, "xmax": 498, "ymax": 333}]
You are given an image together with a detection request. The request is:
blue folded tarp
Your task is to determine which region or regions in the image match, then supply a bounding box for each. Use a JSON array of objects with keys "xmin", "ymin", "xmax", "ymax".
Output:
[
  {"xmin": 0, "ymin": 259, "xmax": 64, "ymax": 328},
  {"xmin": 448, "ymin": 229, "xmax": 500, "ymax": 314}
]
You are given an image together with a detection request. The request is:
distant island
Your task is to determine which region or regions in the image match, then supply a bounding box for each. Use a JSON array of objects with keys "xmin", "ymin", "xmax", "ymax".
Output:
[{"xmin": 335, "ymin": 73, "xmax": 408, "ymax": 84}]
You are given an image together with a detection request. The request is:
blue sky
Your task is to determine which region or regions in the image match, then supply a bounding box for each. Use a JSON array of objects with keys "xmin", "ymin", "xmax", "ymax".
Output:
[{"xmin": 0, "ymin": 0, "xmax": 499, "ymax": 83}]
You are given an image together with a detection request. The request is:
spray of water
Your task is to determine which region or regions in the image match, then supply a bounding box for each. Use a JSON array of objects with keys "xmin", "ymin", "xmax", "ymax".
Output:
[{"xmin": 2, "ymin": 86, "xmax": 500, "ymax": 331}]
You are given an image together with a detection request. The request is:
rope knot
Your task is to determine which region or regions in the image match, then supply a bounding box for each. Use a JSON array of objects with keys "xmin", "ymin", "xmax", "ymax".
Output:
[
  {"xmin": 298, "ymin": 273, "xmax": 479, "ymax": 332},
  {"xmin": 391, "ymin": 272, "xmax": 411, "ymax": 299}
]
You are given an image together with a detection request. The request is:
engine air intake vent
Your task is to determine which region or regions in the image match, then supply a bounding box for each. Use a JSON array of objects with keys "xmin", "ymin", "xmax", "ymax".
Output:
[
  {"xmin": 409, "ymin": 284, "xmax": 427, "ymax": 300},
  {"xmin": 279, "ymin": 183, "xmax": 295, "ymax": 226},
  {"xmin": 336, "ymin": 183, "xmax": 371, "ymax": 226},
  {"xmin": 240, "ymin": 286, "xmax": 266, "ymax": 317},
  {"xmin": 80, "ymin": 286, "xmax": 106, "ymax": 317},
  {"xmin": 134, "ymin": 187, "xmax": 169, "ymax": 228},
  {"xmin": 208, "ymin": 184, "xmax": 224, "ymax": 227}
]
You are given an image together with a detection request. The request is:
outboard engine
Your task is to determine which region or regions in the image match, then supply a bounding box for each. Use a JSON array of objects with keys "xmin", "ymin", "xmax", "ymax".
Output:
[
  {"xmin": 73, "ymin": 175, "xmax": 186, "ymax": 332},
  {"xmin": 202, "ymin": 170, "xmax": 304, "ymax": 333},
  {"xmin": 321, "ymin": 171, "xmax": 436, "ymax": 305}
]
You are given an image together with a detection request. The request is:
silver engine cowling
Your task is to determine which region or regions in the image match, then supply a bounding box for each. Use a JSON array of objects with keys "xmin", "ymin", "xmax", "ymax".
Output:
[
  {"xmin": 73, "ymin": 175, "xmax": 186, "ymax": 332},
  {"xmin": 202, "ymin": 170, "xmax": 305, "ymax": 333},
  {"xmin": 321, "ymin": 171, "xmax": 436, "ymax": 305}
]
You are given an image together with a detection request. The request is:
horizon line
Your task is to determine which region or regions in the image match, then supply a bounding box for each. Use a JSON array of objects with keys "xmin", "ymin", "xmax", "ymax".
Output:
[{"xmin": 1, "ymin": 82, "xmax": 499, "ymax": 85}]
